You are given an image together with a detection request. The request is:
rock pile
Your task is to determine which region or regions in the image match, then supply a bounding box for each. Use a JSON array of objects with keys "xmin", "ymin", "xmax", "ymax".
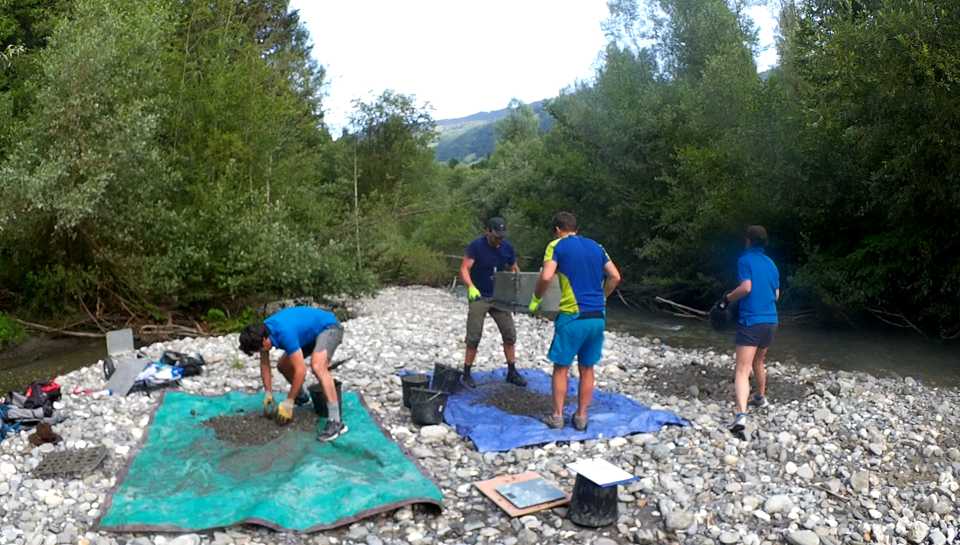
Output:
[{"xmin": 1, "ymin": 286, "xmax": 957, "ymax": 545}]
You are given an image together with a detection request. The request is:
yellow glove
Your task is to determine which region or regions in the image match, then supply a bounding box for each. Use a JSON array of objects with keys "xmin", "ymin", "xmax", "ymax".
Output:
[
  {"xmin": 262, "ymin": 392, "xmax": 277, "ymax": 417},
  {"xmin": 528, "ymin": 295, "xmax": 542, "ymax": 314},
  {"xmin": 467, "ymin": 285, "xmax": 481, "ymax": 301},
  {"xmin": 276, "ymin": 399, "xmax": 294, "ymax": 424}
]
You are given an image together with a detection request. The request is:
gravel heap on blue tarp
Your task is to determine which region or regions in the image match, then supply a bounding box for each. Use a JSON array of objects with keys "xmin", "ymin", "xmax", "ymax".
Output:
[{"xmin": 443, "ymin": 369, "xmax": 688, "ymax": 452}]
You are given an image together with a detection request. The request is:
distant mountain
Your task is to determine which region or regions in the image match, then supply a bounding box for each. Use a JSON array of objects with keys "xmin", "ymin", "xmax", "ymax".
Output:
[{"xmin": 434, "ymin": 100, "xmax": 553, "ymax": 164}]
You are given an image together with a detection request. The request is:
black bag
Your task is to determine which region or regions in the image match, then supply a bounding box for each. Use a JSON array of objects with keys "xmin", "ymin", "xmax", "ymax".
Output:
[
  {"xmin": 709, "ymin": 299, "xmax": 739, "ymax": 332},
  {"xmin": 159, "ymin": 350, "xmax": 205, "ymax": 377}
]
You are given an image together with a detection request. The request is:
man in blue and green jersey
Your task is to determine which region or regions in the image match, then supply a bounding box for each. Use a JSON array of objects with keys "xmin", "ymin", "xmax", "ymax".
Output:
[{"xmin": 529, "ymin": 211, "xmax": 621, "ymax": 431}]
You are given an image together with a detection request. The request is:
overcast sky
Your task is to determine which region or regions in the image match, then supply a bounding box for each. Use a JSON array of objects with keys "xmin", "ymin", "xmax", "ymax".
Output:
[{"xmin": 289, "ymin": 1, "xmax": 779, "ymax": 132}]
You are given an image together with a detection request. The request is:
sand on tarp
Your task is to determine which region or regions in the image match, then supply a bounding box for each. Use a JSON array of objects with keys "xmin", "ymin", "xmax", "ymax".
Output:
[{"xmin": 203, "ymin": 408, "xmax": 319, "ymax": 446}]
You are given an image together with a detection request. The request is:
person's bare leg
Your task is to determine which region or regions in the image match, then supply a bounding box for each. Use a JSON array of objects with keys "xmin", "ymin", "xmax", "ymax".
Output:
[
  {"xmin": 734, "ymin": 345, "xmax": 758, "ymax": 414},
  {"xmin": 575, "ymin": 365, "xmax": 594, "ymax": 419},
  {"xmin": 464, "ymin": 346, "xmax": 478, "ymax": 366},
  {"xmin": 752, "ymin": 347, "xmax": 769, "ymax": 399},
  {"xmin": 309, "ymin": 350, "xmax": 337, "ymax": 405},
  {"xmin": 503, "ymin": 344, "xmax": 516, "ymax": 363},
  {"xmin": 552, "ymin": 366, "xmax": 569, "ymax": 417}
]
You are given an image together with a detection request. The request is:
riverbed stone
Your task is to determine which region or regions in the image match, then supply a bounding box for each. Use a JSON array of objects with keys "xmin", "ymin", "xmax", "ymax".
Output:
[{"xmin": 786, "ymin": 530, "xmax": 819, "ymax": 545}]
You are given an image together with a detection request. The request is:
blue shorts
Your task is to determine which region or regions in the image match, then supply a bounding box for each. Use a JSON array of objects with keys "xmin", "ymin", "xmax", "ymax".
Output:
[
  {"xmin": 735, "ymin": 323, "xmax": 777, "ymax": 348},
  {"xmin": 547, "ymin": 313, "xmax": 605, "ymax": 367}
]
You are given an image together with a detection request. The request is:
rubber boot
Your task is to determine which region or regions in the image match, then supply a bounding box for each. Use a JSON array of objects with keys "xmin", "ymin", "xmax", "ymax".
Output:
[
  {"xmin": 505, "ymin": 362, "xmax": 527, "ymax": 387},
  {"xmin": 462, "ymin": 365, "xmax": 476, "ymax": 388}
]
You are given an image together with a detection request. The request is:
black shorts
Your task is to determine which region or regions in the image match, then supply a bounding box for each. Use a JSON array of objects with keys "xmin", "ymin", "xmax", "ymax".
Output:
[{"xmin": 735, "ymin": 323, "xmax": 777, "ymax": 348}]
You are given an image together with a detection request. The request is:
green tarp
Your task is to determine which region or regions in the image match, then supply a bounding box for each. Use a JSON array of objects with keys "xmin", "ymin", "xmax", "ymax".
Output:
[{"xmin": 97, "ymin": 390, "xmax": 443, "ymax": 533}]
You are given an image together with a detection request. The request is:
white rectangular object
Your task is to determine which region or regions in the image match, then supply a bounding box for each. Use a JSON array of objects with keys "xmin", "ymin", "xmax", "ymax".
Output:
[
  {"xmin": 566, "ymin": 458, "xmax": 636, "ymax": 487},
  {"xmin": 106, "ymin": 328, "xmax": 135, "ymax": 356}
]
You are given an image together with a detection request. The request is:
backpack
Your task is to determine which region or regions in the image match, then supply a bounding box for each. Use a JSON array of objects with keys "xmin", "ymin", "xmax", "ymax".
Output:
[
  {"xmin": 23, "ymin": 380, "xmax": 61, "ymax": 408},
  {"xmin": 159, "ymin": 351, "xmax": 205, "ymax": 377}
]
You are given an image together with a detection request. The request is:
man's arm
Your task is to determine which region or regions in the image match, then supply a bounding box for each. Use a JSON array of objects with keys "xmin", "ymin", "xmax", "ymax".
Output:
[
  {"xmin": 259, "ymin": 349, "xmax": 272, "ymax": 392},
  {"xmin": 603, "ymin": 260, "xmax": 621, "ymax": 298},
  {"xmin": 725, "ymin": 279, "xmax": 752, "ymax": 303},
  {"xmin": 459, "ymin": 256, "xmax": 476, "ymax": 288},
  {"xmin": 533, "ymin": 260, "xmax": 558, "ymax": 298}
]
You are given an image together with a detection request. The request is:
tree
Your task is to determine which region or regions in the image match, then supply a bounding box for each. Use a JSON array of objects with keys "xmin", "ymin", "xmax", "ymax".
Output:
[{"xmin": 348, "ymin": 90, "xmax": 436, "ymax": 199}]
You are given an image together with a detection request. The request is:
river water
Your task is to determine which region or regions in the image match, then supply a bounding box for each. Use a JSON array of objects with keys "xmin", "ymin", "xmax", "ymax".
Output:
[
  {"xmin": 605, "ymin": 305, "xmax": 960, "ymax": 388},
  {"xmin": 1, "ymin": 304, "xmax": 958, "ymax": 394}
]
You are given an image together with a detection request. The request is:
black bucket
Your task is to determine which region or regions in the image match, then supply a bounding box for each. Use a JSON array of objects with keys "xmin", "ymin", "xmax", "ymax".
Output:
[
  {"xmin": 308, "ymin": 379, "xmax": 343, "ymax": 418},
  {"xmin": 401, "ymin": 374, "xmax": 430, "ymax": 408},
  {"xmin": 568, "ymin": 474, "xmax": 619, "ymax": 527},
  {"xmin": 430, "ymin": 363, "xmax": 462, "ymax": 393},
  {"xmin": 409, "ymin": 388, "xmax": 448, "ymax": 426}
]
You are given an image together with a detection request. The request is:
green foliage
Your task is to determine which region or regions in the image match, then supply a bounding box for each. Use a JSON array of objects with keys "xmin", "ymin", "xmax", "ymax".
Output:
[
  {"xmin": 453, "ymin": 0, "xmax": 960, "ymax": 337},
  {"xmin": 0, "ymin": 311, "xmax": 26, "ymax": 348},
  {"xmin": 0, "ymin": 0, "xmax": 376, "ymax": 318},
  {"xmin": 205, "ymin": 306, "xmax": 256, "ymax": 334}
]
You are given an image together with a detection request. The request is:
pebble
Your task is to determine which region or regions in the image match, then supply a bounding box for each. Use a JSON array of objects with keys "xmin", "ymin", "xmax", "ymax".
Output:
[
  {"xmin": 665, "ymin": 510, "xmax": 695, "ymax": 531},
  {"xmin": 764, "ymin": 495, "xmax": 793, "ymax": 514},
  {"xmin": 786, "ymin": 531, "xmax": 819, "ymax": 545}
]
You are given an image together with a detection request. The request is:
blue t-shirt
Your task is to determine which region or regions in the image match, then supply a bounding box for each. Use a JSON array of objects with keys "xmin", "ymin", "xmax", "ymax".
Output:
[
  {"xmin": 264, "ymin": 307, "xmax": 339, "ymax": 355},
  {"xmin": 737, "ymin": 247, "xmax": 779, "ymax": 326},
  {"xmin": 466, "ymin": 236, "xmax": 516, "ymax": 298},
  {"xmin": 544, "ymin": 235, "xmax": 610, "ymax": 314}
]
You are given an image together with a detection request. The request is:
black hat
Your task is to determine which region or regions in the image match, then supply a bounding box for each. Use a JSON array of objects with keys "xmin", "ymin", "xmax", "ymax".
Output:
[{"xmin": 486, "ymin": 217, "xmax": 507, "ymax": 236}]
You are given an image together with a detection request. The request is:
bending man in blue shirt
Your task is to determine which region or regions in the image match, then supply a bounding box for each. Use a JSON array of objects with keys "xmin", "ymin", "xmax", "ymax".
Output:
[
  {"xmin": 722, "ymin": 225, "xmax": 780, "ymax": 438},
  {"xmin": 239, "ymin": 306, "xmax": 347, "ymax": 442},
  {"xmin": 459, "ymin": 217, "xmax": 527, "ymax": 388}
]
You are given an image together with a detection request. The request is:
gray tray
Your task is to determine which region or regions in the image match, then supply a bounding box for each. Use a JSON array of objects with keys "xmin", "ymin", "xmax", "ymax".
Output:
[{"xmin": 33, "ymin": 447, "xmax": 108, "ymax": 478}]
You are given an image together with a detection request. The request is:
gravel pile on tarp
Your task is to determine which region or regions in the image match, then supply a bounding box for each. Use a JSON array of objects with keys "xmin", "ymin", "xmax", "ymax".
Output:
[
  {"xmin": 471, "ymin": 383, "xmax": 553, "ymax": 418},
  {"xmin": 202, "ymin": 409, "xmax": 319, "ymax": 446}
]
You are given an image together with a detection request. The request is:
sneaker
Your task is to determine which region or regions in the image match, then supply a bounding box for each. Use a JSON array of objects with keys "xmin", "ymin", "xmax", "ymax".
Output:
[
  {"xmin": 294, "ymin": 390, "xmax": 311, "ymax": 407},
  {"xmin": 462, "ymin": 372, "xmax": 476, "ymax": 389},
  {"xmin": 543, "ymin": 414, "xmax": 564, "ymax": 429},
  {"xmin": 317, "ymin": 420, "xmax": 348, "ymax": 442},
  {"xmin": 573, "ymin": 414, "xmax": 588, "ymax": 431},
  {"xmin": 729, "ymin": 413, "xmax": 748, "ymax": 438},
  {"xmin": 748, "ymin": 394, "xmax": 769, "ymax": 409},
  {"xmin": 505, "ymin": 367, "xmax": 527, "ymax": 387}
]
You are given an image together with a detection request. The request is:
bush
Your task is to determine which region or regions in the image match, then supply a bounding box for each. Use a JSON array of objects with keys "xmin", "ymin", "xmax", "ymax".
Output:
[{"xmin": 0, "ymin": 312, "xmax": 25, "ymax": 349}]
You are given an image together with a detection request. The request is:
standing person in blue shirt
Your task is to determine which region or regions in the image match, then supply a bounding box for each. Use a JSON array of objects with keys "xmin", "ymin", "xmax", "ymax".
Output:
[
  {"xmin": 239, "ymin": 306, "xmax": 347, "ymax": 442},
  {"xmin": 529, "ymin": 211, "xmax": 621, "ymax": 431},
  {"xmin": 459, "ymin": 217, "xmax": 527, "ymax": 388},
  {"xmin": 722, "ymin": 225, "xmax": 780, "ymax": 438}
]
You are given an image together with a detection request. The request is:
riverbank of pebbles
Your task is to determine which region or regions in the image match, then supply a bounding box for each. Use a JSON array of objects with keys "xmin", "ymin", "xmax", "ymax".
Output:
[{"xmin": 1, "ymin": 286, "xmax": 957, "ymax": 545}]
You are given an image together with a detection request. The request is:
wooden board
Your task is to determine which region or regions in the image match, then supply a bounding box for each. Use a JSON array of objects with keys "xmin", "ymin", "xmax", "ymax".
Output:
[{"xmin": 473, "ymin": 471, "xmax": 570, "ymax": 517}]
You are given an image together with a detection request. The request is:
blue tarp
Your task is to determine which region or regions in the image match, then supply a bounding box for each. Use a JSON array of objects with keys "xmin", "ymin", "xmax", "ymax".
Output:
[{"xmin": 443, "ymin": 369, "xmax": 688, "ymax": 452}]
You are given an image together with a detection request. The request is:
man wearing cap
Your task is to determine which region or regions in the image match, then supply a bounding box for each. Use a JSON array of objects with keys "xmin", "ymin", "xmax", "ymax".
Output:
[
  {"xmin": 459, "ymin": 217, "xmax": 527, "ymax": 388},
  {"xmin": 529, "ymin": 211, "xmax": 621, "ymax": 431},
  {"xmin": 238, "ymin": 306, "xmax": 347, "ymax": 442},
  {"xmin": 722, "ymin": 225, "xmax": 780, "ymax": 439}
]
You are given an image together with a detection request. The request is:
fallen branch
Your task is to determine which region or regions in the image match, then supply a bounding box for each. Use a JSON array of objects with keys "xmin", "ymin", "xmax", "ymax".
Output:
[
  {"xmin": 79, "ymin": 298, "xmax": 107, "ymax": 334},
  {"xmin": 13, "ymin": 318, "xmax": 105, "ymax": 338},
  {"xmin": 615, "ymin": 289, "xmax": 635, "ymax": 310},
  {"xmin": 812, "ymin": 483, "xmax": 849, "ymax": 502},
  {"xmin": 654, "ymin": 296, "xmax": 708, "ymax": 318},
  {"xmin": 867, "ymin": 307, "xmax": 926, "ymax": 338},
  {"xmin": 139, "ymin": 324, "xmax": 207, "ymax": 338}
]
